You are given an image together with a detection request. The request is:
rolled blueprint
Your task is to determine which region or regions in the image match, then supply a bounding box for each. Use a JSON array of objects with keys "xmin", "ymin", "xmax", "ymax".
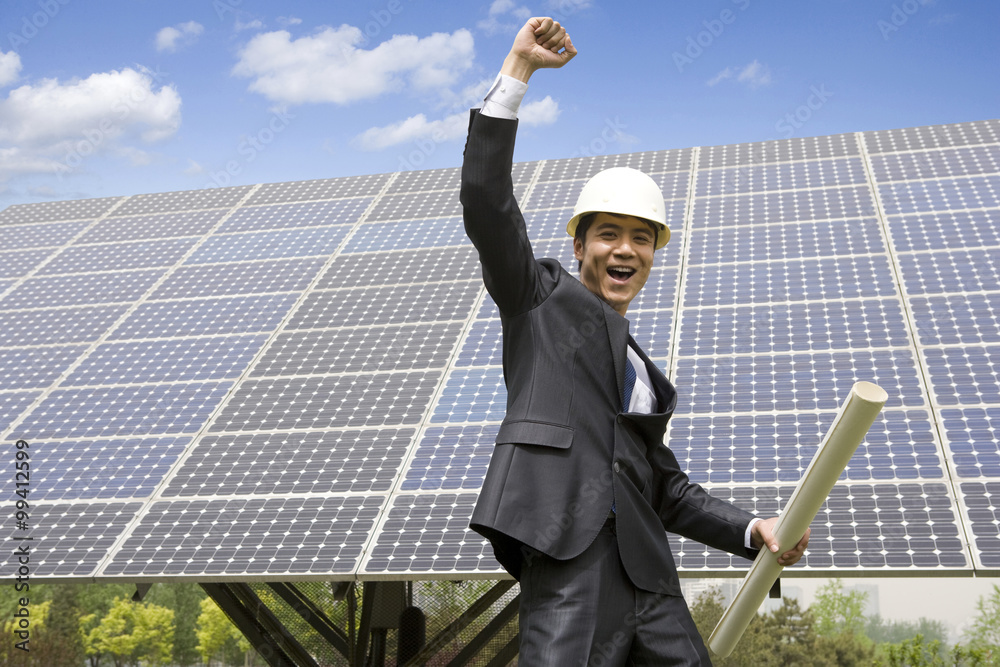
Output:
[{"xmin": 708, "ymin": 381, "xmax": 889, "ymax": 658}]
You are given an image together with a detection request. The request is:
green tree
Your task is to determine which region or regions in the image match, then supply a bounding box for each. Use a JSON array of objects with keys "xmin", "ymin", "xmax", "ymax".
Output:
[
  {"xmin": 196, "ymin": 596, "xmax": 244, "ymax": 666},
  {"xmin": 964, "ymin": 584, "xmax": 1000, "ymax": 665},
  {"xmin": 145, "ymin": 582, "xmax": 208, "ymax": 666},
  {"xmin": 812, "ymin": 578, "xmax": 870, "ymax": 637},
  {"xmin": 86, "ymin": 596, "xmax": 175, "ymax": 667},
  {"xmin": 867, "ymin": 615, "xmax": 949, "ymax": 645}
]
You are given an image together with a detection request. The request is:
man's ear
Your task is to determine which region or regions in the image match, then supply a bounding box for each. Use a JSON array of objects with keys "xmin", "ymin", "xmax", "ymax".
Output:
[{"xmin": 573, "ymin": 236, "xmax": 584, "ymax": 262}]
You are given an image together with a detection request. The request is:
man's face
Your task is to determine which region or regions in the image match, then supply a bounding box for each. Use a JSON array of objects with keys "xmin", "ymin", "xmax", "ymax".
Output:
[{"xmin": 573, "ymin": 212, "xmax": 655, "ymax": 316}]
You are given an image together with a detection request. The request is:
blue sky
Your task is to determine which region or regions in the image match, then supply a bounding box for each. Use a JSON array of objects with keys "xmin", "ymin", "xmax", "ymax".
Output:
[{"xmin": 0, "ymin": 0, "xmax": 997, "ymax": 208}]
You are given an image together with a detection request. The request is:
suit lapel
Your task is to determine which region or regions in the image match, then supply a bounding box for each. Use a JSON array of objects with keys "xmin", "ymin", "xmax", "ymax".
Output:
[{"xmin": 603, "ymin": 302, "xmax": 630, "ymax": 408}]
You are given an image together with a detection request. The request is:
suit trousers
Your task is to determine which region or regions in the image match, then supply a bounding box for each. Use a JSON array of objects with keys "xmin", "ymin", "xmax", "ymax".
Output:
[{"xmin": 517, "ymin": 516, "xmax": 712, "ymax": 666}]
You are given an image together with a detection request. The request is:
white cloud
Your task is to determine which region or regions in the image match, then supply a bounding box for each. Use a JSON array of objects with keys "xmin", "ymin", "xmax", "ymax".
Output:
[
  {"xmin": 707, "ymin": 60, "xmax": 772, "ymax": 88},
  {"xmin": 478, "ymin": 0, "xmax": 533, "ymax": 36},
  {"xmin": 0, "ymin": 50, "xmax": 22, "ymax": 87},
  {"xmin": 183, "ymin": 159, "xmax": 204, "ymax": 175},
  {"xmin": 354, "ymin": 94, "xmax": 559, "ymax": 152},
  {"xmin": 546, "ymin": 0, "xmax": 592, "ymax": 15},
  {"xmin": 706, "ymin": 67, "xmax": 733, "ymax": 87},
  {"xmin": 737, "ymin": 60, "xmax": 772, "ymax": 87},
  {"xmin": 155, "ymin": 21, "xmax": 204, "ymax": 53},
  {"xmin": 353, "ymin": 111, "xmax": 469, "ymax": 151},
  {"xmin": 278, "ymin": 16, "xmax": 303, "ymax": 27},
  {"xmin": 232, "ymin": 26, "xmax": 475, "ymax": 106},
  {"xmin": 235, "ymin": 18, "xmax": 264, "ymax": 32},
  {"xmin": 0, "ymin": 67, "xmax": 181, "ymax": 179},
  {"xmin": 520, "ymin": 95, "xmax": 560, "ymax": 125}
]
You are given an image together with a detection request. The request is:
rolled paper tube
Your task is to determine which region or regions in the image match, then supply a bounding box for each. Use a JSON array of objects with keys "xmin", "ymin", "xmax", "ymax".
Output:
[{"xmin": 708, "ymin": 381, "xmax": 888, "ymax": 658}]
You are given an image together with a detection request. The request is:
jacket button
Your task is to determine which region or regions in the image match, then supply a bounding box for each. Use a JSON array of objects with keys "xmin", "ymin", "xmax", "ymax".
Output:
[
  {"xmin": 617, "ymin": 415, "xmax": 624, "ymax": 424},
  {"xmin": 613, "ymin": 461, "xmax": 621, "ymax": 473}
]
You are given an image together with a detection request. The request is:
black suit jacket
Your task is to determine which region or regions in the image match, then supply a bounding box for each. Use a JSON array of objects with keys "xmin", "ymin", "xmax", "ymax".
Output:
[{"xmin": 461, "ymin": 110, "xmax": 757, "ymax": 595}]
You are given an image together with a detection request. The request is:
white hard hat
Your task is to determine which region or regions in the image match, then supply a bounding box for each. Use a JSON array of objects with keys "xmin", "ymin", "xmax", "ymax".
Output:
[{"xmin": 566, "ymin": 167, "xmax": 670, "ymax": 249}]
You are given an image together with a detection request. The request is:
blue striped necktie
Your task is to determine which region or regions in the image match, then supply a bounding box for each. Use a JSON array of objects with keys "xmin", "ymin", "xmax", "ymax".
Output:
[{"xmin": 623, "ymin": 357, "xmax": 636, "ymax": 412}]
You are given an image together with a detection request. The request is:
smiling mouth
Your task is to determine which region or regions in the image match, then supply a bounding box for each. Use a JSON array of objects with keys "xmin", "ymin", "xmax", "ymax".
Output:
[{"xmin": 607, "ymin": 266, "xmax": 636, "ymax": 282}]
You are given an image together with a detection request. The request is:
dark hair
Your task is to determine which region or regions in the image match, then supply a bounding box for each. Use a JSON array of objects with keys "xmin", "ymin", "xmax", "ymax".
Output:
[{"xmin": 573, "ymin": 213, "xmax": 658, "ymax": 271}]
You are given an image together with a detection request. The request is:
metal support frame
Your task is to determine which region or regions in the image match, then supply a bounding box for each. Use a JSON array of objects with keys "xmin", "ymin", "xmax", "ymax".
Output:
[
  {"xmin": 445, "ymin": 593, "xmax": 519, "ymax": 667},
  {"xmin": 268, "ymin": 582, "xmax": 350, "ymax": 659},
  {"xmin": 201, "ymin": 582, "xmax": 318, "ymax": 667},
  {"xmin": 402, "ymin": 580, "xmax": 516, "ymax": 667},
  {"xmin": 204, "ymin": 579, "xmax": 519, "ymax": 667}
]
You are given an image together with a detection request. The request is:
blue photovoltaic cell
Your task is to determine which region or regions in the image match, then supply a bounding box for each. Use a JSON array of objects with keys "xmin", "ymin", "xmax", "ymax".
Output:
[
  {"xmin": 432, "ymin": 368, "xmax": 506, "ymax": 423},
  {"xmin": 77, "ymin": 209, "xmax": 228, "ymax": 244},
  {"xmin": 342, "ymin": 217, "xmax": 467, "ymax": 253},
  {"xmin": 20, "ymin": 382, "xmax": 231, "ymax": 438},
  {"xmin": 524, "ymin": 207, "xmax": 574, "ymax": 240},
  {"xmin": 163, "ymin": 428, "xmax": 415, "ymax": 497},
  {"xmin": 540, "ymin": 149, "xmax": 691, "ymax": 181},
  {"xmin": 110, "ymin": 294, "xmax": 297, "ymax": 339},
  {"xmin": 691, "ymin": 185, "xmax": 875, "ymax": 228},
  {"xmin": 880, "ymin": 175, "xmax": 1000, "ymax": 215},
  {"xmin": 151, "ymin": 257, "xmax": 326, "ymax": 299},
  {"xmin": 910, "ymin": 293, "xmax": 1000, "ymax": 346},
  {"xmin": 252, "ymin": 322, "xmax": 462, "ymax": 376},
  {"xmin": 924, "ymin": 346, "xmax": 1000, "ymax": 406},
  {"xmin": 888, "ymin": 209, "xmax": 1000, "ymax": 253},
  {"xmin": 870, "ymin": 145, "xmax": 1000, "ymax": 182},
  {"xmin": 696, "ymin": 157, "xmax": 867, "ymax": 197},
  {"xmin": 455, "ymin": 319, "xmax": 502, "ymax": 367},
  {"xmin": 685, "ymin": 255, "xmax": 897, "ymax": 307},
  {"xmin": 864, "ymin": 120, "xmax": 999, "ymax": 154},
  {"xmin": 699, "ymin": 134, "xmax": 858, "ymax": 169},
  {"xmin": 0, "ymin": 306, "xmax": 127, "ymax": 346},
  {"xmin": 402, "ymin": 424, "xmax": 500, "ymax": 491},
  {"xmin": 0, "ymin": 247, "xmax": 56, "ymax": 279},
  {"xmin": 220, "ymin": 197, "xmax": 372, "ymax": 233},
  {"xmin": 527, "ymin": 176, "xmax": 688, "ymax": 210},
  {"xmin": 246, "ymin": 174, "xmax": 389, "ymax": 206},
  {"xmin": 960, "ymin": 482, "xmax": 1000, "ymax": 569},
  {"xmin": 0, "ymin": 346, "xmax": 87, "ymax": 389},
  {"xmin": 110, "ymin": 185, "xmax": 250, "ymax": 217},
  {"xmin": 531, "ymin": 238, "xmax": 575, "ymax": 270},
  {"xmin": 897, "ymin": 248, "xmax": 1000, "ymax": 295},
  {"xmin": 40, "ymin": 237, "xmax": 199, "ymax": 275},
  {"xmin": 670, "ymin": 483, "xmax": 965, "ymax": 570},
  {"xmin": 288, "ymin": 282, "xmax": 480, "ymax": 330},
  {"xmin": 688, "ymin": 218, "xmax": 885, "ymax": 266},
  {"xmin": 678, "ymin": 299, "xmax": 909, "ymax": 356},
  {"xmin": 319, "ymin": 246, "xmax": 481, "ymax": 289},
  {"xmin": 630, "ymin": 309, "xmax": 674, "ymax": 360},
  {"xmin": 941, "ymin": 408, "xmax": 1000, "ymax": 478},
  {"xmin": 0, "ymin": 269, "xmax": 165, "ymax": 309},
  {"xmin": 620, "ymin": 267, "xmax": 678, "ymax": 312},
  {"xmin": 30, "ymin": 436, "xmax": 191, "ymax": 500},
  {"xmin": 102, "ymin": 495, "xmax": 385, "ymax": 576},
  {"xmin": 0, "ymin": 220, "xmax": 90, "ymax": 251},
  {"xmin": 669, "ymin": 410, "xmax": 940, "ymax": 485},
  {"xmin": 367, "ymin": 189, "xmax": 462, "ymax": 222},
  {"xmin": 0, "ymin": 502, "xmax": 143, "ymax": 578},
  {"xmin": 364, "ymin": 493, "xmax": 498, "ymax": 574},
  {"xmin": 210, "ymin": 371, "xmax": 441, "ymax": 432},
  {"xmin": 675, "ymin": 349, "xmax": 923, "ymax": 414},
  {"xmin": 0, "ymin": 391, "xmax": 42, "ymax": 432},
  {"xmin": 185, "ymin": 226, "xmax": 351, "ymax": 264},
  {"xmin": 64, "ymin": 335, "xmax": 267, "ymax": 385}
]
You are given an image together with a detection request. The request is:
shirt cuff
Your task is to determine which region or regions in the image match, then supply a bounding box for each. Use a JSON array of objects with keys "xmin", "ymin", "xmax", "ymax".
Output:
[
  {"xmin": 479, "ymin": 73, "xmax": 528, "ymax": 120},
  {"xmin": 745, "ymin": 517, "xmax": 762, "ymax": 550}
]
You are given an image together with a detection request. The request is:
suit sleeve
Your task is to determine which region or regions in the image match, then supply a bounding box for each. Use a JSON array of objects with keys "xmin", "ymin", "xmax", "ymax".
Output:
[
  {"xmin": 649, "ymin": 444, "xmax": 760, "ymax": 560},
  {"xmin": 460, "ymin": 110, "xmax": 546, "ymax": 316}
]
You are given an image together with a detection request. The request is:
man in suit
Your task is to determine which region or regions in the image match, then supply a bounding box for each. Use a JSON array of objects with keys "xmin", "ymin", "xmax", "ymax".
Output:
[{"xmin": 461, "ymin": 17, "xmax": 809, "ymax": 665}]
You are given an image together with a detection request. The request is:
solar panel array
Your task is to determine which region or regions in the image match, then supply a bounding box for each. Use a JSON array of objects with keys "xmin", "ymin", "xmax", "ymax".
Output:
[{"xmin": 2, "ymin": 119, "xmax": 998, "ymax": 583}]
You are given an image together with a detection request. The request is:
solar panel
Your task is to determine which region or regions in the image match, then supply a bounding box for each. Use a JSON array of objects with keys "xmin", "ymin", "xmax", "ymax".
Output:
[{"xmin": 1, "ymin": 117, "xmax": 998, "ymax": 584}]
